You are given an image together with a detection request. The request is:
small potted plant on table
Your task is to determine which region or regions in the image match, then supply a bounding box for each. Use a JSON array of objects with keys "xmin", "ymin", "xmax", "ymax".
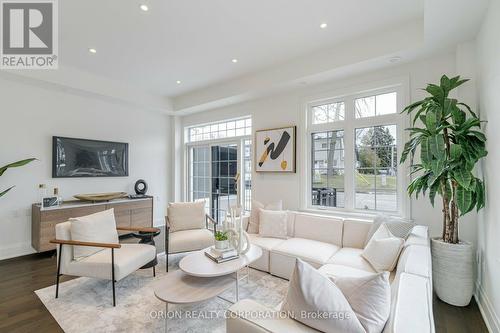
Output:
[{"xmin": 214, "ymin": 231, "xmax": 229, "ymax": 250}]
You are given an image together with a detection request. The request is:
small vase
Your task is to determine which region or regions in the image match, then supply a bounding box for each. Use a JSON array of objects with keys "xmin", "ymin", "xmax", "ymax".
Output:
[{"xmin": 215, "ymin": 240, "xmax": 229, "ymax": 250}]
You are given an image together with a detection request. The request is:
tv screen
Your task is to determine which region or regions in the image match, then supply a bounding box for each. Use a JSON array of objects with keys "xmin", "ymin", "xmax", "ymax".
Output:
[{"xmin": 53, "ymin": 136, "xmax": 129, "ymax": 177}]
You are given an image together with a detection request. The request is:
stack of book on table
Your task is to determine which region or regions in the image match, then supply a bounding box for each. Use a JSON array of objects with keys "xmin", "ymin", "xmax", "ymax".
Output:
[{"xmin": 204, "ymin": 246, "xmax": 239, "ymax": 263}]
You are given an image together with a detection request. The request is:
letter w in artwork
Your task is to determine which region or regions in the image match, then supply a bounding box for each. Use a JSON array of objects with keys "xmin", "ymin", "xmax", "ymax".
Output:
[{"xmin": 258, "ymin": 131, "xmax": 291, "ymax": 167}]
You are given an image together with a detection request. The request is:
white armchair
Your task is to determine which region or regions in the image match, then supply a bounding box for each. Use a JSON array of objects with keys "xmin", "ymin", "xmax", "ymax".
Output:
[
  {"xmin": 50, "ymin": 213, "xmax": 158, "ymax": 306},
  {"xmin": 165, "ymin": 201, "xmax": 216, "ymax": 271}
]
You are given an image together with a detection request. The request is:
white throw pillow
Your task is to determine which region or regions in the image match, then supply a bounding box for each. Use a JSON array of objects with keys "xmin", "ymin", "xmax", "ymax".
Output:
[
  {"xmin": 362, "ymin": 224, "xmax": 404, "ymax": 272},
  {"xmin": 258, "ymin": 209, "xmax": 288, "ymax": 239},
  {"xmin": 281, "ymin": 259, "xmax": 366, "ymax": 333},
  {"xmin": 364, "ymin": 215, "xmax": 413, "ymax": 246},
  {"xmin": 70, "ymin": 208, "xmax": 119, "ymax": 260},
  {"xmin": 247, "ymin": 200, "xmax": 282, "ymax": 234},
  {"xmin": 331, "ymin": 272, "xmax": 391, "ymax": 333},
  {"xmin": 167, "ymin": 201, "xmax": 206, "ymax": 232}
]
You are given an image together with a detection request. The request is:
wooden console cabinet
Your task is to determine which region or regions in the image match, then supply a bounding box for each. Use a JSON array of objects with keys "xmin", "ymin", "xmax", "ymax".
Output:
[{"xmin": 32, "ymin": 197, "xmax": 153, "ymax": 252}]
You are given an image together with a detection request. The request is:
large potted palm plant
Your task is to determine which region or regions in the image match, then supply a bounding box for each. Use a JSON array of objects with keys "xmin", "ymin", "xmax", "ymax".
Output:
[{"xmin": 400, "ymin": 75, "xmax": 486, "ymax": 306}]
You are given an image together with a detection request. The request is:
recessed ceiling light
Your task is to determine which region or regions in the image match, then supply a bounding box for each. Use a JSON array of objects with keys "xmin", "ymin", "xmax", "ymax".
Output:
[
  {"xmin": 389, "ymin": 56, "xmax": 401, "ymax": 63},
  {"xmin": 231, "ymin": 58, "xmax": 238, "ymax": 63},
  {"xmin": 320, "ymin": 23, "xmax": 328, "ymax": 29},
  {"xmin": 139, "ymin": 4, "xmax": 149, "ymax": 11},
  {"xmin": 176, "ymin": 80, "xmax": 181, "ymax": 84},
  {"xmin": 88, "ymin": 48, "xmax": 97, "ymax": 54}
]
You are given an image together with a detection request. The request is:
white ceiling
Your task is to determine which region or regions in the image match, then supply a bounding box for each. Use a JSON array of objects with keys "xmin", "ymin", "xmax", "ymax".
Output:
[
  {"xmin": 59, "ymin": 0, "xmax": 422, "ymax": 97},
  {"xmin": 2, "ymin": 0, "xmax": 489, "ymax": 114}
]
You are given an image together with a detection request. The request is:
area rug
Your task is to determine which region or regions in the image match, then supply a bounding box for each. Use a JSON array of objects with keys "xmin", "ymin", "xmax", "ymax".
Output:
[{"xmin": 35, "ymin": 253, "xmax": 288, "ymax": 332}]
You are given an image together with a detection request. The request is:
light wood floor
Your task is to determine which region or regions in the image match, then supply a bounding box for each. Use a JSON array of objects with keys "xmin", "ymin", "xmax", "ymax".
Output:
[{"xmin": 0, "ymin": 228, "xmax": 489, "ymax": 333}]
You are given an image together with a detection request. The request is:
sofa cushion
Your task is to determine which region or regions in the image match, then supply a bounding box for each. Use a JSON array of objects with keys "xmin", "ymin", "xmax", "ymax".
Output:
[
  {"xmin": 249, "ymin": 233, "xmax": 286, "ymax": 250},
  {"xmin": 69, "ymin": 208, "xmax": 119, "ymax": 260},
  {"xmin": 294, "ymin": 213, "xmax": 343, "ymax": 246},
  {"xmin": 343, "ymin": 219, "xmax": 372, "ymax": 248},
  {"xmin": 365, "ymin": 215, "xmax": 413, "ymax": 246},
  {"xmin": 397, "ymin": 245, "xmax": 432, "ymax": 278},
  {"xmin": 65, "ymin": 243, "xmax": 156, "ymax": 281},
  {"xmin": 167, "ymin": 201, "xmax": 206, "ymax": 232},
  {"xmin": 362, "ymin": 224, "xmax": 404, "ymax": 272},
  {"xmin": 248, "ymin": 200, "xmax": 283, "ymax": 234},
  {"xmin": 281, "ymin": 260, "xmax": 366, "ymax": 333},
  {"xmin": 332, "ymin": 272, "xmax": 391, "ymax": 333},
  {"xmin": 328, "ymin": 247, "xmax": 376, "ymax": 273},
  {"xmin": 319, "ymin": 264, "xmax": 376, "ymax": 279},
  {"xmin": 273, "ymin": 238, "xmax": 340, "ymax": 266},
  {"xmin": 383, "ymin": 273, "xmax": 434, "ymax": 333},
  {"xmin": 405, "ymin": 225, "xmax": 430, "ymax": 248},
  {"xmin": 259, "ymin": 209, "xmax": 288, "ymax": 239},
  {"xmin": 248, "ymin": 233, "xmax": 287, "ymax": 272},
  {"xmin": 168, "ymin": 228, "xmax": 214, "ymax": 253}
]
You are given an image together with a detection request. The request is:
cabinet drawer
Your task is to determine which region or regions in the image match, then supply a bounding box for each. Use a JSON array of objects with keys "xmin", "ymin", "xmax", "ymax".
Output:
[
  {"xmin": 108, "ymin": 199, "xmax": 151, "ymax": 211},
  {"xmin": 41, "ymin": 206, "xmax": 105, "ymax": 223},
  {"xmin": 131, "ymin": 208, "xmax": 152, "ymax": 227}
]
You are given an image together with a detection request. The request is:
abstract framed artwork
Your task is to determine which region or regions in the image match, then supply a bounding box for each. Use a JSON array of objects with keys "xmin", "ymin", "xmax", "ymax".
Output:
[{"xmin": 255, "ymin": 126, "xmax": 296, "ymax": 172}]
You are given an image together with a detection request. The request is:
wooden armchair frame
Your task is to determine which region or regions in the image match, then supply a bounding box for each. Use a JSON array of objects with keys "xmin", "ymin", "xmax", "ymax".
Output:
[{"xmin": 50, "ymin": 226, "xmax": 160, "ymax": 306}]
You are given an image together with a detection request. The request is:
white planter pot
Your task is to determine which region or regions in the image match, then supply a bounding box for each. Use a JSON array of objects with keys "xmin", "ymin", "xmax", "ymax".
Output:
[
  {"xmin": 214, "ymin": 240, "xmax": 229, "ymax": 250},
  {"xmin": 431, "ymin": 238, "xmax": 474, "ymax": 306}
]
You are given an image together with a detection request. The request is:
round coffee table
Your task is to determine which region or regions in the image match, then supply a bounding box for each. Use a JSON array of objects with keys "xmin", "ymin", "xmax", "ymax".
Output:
[
  {"xmin": 179, "ymin": 245, "xmax": 262, "ymax": 278},
  {"xmin": 153, "ymin": 245, "xmax": 262, "ymax": 328}
]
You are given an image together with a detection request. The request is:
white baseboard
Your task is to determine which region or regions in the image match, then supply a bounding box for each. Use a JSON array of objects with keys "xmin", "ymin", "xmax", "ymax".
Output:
[
  {"xmin": 476, "ymin": 282, "xmax": 500, "ymax": 333},
  {"xmin": 0, "ymin": 242, "xmax": 35, "ymax": 261}
]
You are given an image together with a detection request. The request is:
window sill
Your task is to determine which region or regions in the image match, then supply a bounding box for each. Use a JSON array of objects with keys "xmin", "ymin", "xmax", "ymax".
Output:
[{"xmin": 300, "ymin": 207, "xmax": 406, "ymax": 221}]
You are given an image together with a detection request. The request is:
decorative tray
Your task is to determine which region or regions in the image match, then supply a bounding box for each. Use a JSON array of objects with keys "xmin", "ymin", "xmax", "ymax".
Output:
[{"xmin": 74, "ymin": 192, "xmax": 128, "ymax": 202}]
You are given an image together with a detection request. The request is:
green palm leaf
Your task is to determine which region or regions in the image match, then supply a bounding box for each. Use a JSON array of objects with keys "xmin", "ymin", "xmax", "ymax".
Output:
[
  {"xmin": 0, "ymin": 158, "xmax": 37, "ymax": 176},
  {"xmin": 0, "ymin": 158, "xmax": 36, "ymax": 199},
  {"xmin": 0, "ymin": 186, "xmax": 15, "ymax": 198}
]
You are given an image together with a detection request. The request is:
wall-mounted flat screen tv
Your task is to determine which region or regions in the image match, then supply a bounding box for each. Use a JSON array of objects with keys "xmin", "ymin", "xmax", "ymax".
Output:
[{"xmin": 53, "ymin": 136, "xmax": 129, "ymax": 178}]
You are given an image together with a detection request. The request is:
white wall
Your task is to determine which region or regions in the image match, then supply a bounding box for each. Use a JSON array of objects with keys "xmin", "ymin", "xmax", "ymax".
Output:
[
  {"xmin": 0, "ymin": 77, "xmax": 172, "ymax": 260},
  {"xmin": 179, "ymin": 48, "xmax": 478, "ymax": 245},
  {"xmin": 476, "ymin": 0, "xmax": 500, "ymax": 331}
]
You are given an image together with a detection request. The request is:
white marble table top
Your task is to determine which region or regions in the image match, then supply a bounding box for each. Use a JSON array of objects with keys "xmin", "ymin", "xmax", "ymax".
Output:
[{"xmin": 179, "ymin": 245, "xmax": 262, "ymax": 278}]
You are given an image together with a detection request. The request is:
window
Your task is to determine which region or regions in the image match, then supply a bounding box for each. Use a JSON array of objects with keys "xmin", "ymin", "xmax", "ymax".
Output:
[
  {"xmin": 355, "ymin": 92, "xmax": 397, "ymax": 118},
  {"xmin": 186, "ymin": 117, "xmax": 252, "ymax": 220},
  {"xmin": 312, "ymin": 131, "xmax": 345, "ymax": 208},
  {"xmin": 355, "ymin": 125, "xmax": 397, "ymax": 211},
  {"xmin": 312, "ymin": 101, "xmax": 345, "ymax": 124},
  {"xmin": 189, "ymin": 146, "xmax": 211, "ymax": 211},
  {"xmin": 307, "ymin": 87, "xmax": 404, "ymax": 215},
  {"xmin": 187, "ymin": 117, "xmax": 252, "ymax": 143},
  {"xmin": 243, "ymin": 139, "xmax": 252, "ymax": 212}
]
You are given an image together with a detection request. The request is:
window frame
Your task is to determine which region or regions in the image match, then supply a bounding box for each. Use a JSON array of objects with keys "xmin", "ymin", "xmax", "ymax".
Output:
[
  {"xmin": 304, "ymin": 82, "xmax": 409, "ymax": 218},
  {"xmin": 185, "ymin": 116, "xmax": 252, "ymax": 143}
]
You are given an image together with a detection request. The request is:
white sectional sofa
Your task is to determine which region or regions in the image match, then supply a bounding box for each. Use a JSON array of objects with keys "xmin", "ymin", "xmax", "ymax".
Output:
[{"xmin": 228, "ymin": 211, "xmax": 434, "ymax": 333}]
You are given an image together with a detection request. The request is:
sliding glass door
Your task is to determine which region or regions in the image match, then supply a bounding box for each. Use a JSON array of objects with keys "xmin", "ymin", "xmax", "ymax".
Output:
[{"xmin": 210, "ymin": 144, "xmax": 238, "ymax": 222}]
